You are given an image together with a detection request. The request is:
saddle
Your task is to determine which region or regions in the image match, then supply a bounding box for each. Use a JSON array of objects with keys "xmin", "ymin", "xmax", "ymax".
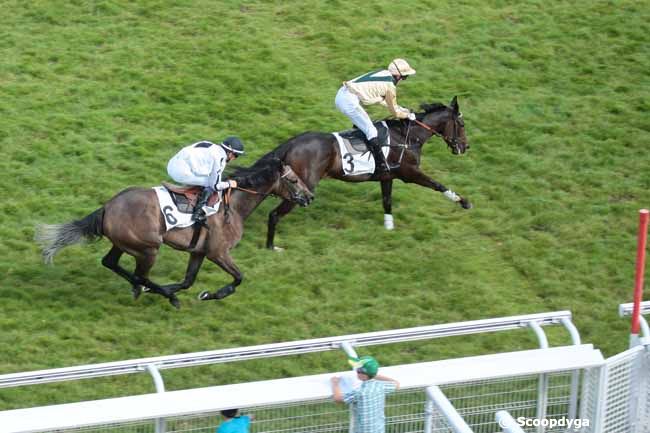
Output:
[
  {"xmin": 338, "ymin": 122, "xmax": 390, "ymax": 152},
  {"xmin": 161, "ymin": 182, "xmax": 221, "ymax": 214}
]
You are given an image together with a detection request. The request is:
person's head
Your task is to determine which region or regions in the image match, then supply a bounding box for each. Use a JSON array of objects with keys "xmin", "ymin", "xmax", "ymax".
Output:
[
  {"xmin": 350, "ymin": 355, "xmax": 380, "ymax": 380},
  {"xmin": 388, "ymin": 58, "xmax": 416, "ymax": 82},
  {"xmin": 221, "ymin": 136, "xmax": 245, "ymax": 161},
  {"xmin": 221, "ymin": 409, "xmax": 239, "ymax": 419}
]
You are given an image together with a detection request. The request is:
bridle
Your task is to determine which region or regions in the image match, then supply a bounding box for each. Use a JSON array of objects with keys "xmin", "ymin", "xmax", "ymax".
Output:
[
  {"xmin": 412, "ymin": 112, "xmax": 464, "ymax": 153},
  {"xmin": 222, "ymin": 168, "xmax": 296, "ymax": 223},
  {"xmin": 229, "ymin": 167, "xmax": 295, "ymax": 198}
]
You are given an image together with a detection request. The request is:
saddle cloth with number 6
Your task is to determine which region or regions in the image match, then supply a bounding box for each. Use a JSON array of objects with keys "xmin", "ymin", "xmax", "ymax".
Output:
[
  {"xmin": 332, "ymin": 121, "xmax": 390, "ymax": 176},
  {"xmin": 153, "ymin": 186, "xmax": 221, "ymax": 232}
]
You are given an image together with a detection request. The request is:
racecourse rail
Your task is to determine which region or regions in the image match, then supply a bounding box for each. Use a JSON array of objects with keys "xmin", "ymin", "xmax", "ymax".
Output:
[
  {"xmin": 0, "ymin": 310, "xmax": 579, "ymax": 390},
  {"xmin": 0, "ymin": 308, "xmax": 648, "ymax": 433},
  {"xmin": 619, "ymin": 300, "xmax": 650, "ymax": 340},
  {"xmin": 1, "ymin": 308, "xmax": 648, "ymax": 433}
]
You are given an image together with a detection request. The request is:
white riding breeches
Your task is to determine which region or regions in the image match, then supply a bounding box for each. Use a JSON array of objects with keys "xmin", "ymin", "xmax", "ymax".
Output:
[
  {"xmin": 335, "ymin": 86, "xmax": 378, "ymax": 140},
  {"xmin": 167, "ymin": 156, "xmax": 212, "ymax": 188}
]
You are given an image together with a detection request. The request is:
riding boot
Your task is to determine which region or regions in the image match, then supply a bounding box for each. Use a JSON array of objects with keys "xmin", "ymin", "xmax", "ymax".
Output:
[
  {"xmin": 367, "ymin": 137, "xmax": 389, "ymax": 175},
  {"xmin": 192, "ymin": 187, "xmax": 212, "ymax": 222}
]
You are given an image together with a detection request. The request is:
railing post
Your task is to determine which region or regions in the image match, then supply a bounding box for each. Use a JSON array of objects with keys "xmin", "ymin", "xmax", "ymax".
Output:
[
  {"xmin": 592, "ymin": 365, "xmax": 608, "ymax": 433},
  {"xmin": 424, "ymin": 397, "xmax": 434, "ymax": 433},
  {"xmin": 146, "ymin": 364, "xmax": 166, "ymax": 433},
  {"xmin": 560, "ymin": 318, "xmax": 581, "ymax": 420},
  {"xmin": 528, "ymin": 322, "xmax": 548, "ymax": 433},
  {"xmin": 426, "ymin": 386, "xmax": 473, "ymax": 433}
]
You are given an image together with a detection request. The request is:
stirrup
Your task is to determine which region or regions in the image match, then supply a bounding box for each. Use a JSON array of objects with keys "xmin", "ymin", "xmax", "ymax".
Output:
[
  {"xmin": 191, "ymin": 208, "xmax": 207, "ymax": 222},
  {"xmin": 374, "ymin": 162, "xmax": 390, "ymax": 175}
]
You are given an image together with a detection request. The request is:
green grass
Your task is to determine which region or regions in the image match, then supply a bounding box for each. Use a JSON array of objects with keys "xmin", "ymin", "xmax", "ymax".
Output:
[{"xmin": 1, "ymin": 0, "xmax": 649, "ymax": 410}]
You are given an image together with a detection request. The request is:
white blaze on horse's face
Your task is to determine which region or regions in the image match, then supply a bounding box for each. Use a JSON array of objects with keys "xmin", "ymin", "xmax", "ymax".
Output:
[{"xmin": 279, "ymin": 165, "xmax": 313, "ymax": 207}]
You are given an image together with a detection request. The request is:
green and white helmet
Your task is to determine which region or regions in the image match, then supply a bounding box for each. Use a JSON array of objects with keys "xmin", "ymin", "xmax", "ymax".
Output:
[{"xmin": 349, "ymin": 355, "xmax": 380, "ymax": 377}]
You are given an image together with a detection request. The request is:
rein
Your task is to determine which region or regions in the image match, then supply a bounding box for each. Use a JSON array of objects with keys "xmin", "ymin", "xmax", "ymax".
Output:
[
  {"xmin": 234, "ymin": 186, "xmax": 270, "ymax": 197},
  {"xmin": 231, "ymin": 169, "xmax": 291, "ymax": 197},
  {"xmin": 222, "ymin": 168, "xmax": 295, "ymax": 223},
  {"xmin": 411, "ymin": 116, "xmax": 461, "ymax": 152},
  {"xmin": 413, "ymin": 119, "xmax": 446, "ymax": 141}
]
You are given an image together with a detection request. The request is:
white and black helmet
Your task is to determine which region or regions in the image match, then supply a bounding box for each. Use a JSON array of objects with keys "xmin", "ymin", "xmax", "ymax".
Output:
[{"xmin": 221, "ymin": 136, "xmax": 245, "ymax": 156}]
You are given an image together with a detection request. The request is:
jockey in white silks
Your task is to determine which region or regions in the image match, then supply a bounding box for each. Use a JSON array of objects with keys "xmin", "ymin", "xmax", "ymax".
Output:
[
  {"xmin": 335, "ymin": 58, "xmax": 417, "ymax": 175},
  {"xmin": 167, "ymin": 136, "xmax": 245, "ymax": 221}
]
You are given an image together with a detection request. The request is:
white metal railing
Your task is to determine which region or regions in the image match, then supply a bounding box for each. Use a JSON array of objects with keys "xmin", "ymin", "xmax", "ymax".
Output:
[
  {"xmin": 0, "ymin": 311, "xmax": 577, "ymax": 391},
  {"xmin": 0, "ymin": 339, "xmax": 605, "ymax": 433},
  {"xmin": 619, "ymin": 301, "xmax": 650, "ymax": 341},
  {"xmin": 425, "ymin": 385, "xmax": 473, "ymax": 433}
]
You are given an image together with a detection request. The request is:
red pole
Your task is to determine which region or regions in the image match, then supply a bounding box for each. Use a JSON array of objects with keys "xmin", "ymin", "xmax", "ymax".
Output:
[{"xmin": 631, "ymin": 209, "xmax": 649, "ymax": 335}]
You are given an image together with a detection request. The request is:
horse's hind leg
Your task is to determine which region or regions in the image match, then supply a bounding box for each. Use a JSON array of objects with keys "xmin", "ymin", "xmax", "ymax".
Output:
[
  {"xmin": 132, "ymin": 253, "xmax": 184, "ymax": 309},
  {"xmin": 102, "ymin": 246, "xmax": 142, "ymax": 295},
  {"xmin": 267, "ymin": 199, "xmax": 297, "ymax": 250},
  {"xmin": 102, "ymin": 246, "xmax": 180, "ymax": 308}
]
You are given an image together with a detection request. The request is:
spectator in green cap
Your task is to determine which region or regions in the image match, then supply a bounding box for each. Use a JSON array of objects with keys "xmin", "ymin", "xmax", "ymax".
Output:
[{"xmin": 331, "ymin": 355, "xmax": 400, "ymax": 433}]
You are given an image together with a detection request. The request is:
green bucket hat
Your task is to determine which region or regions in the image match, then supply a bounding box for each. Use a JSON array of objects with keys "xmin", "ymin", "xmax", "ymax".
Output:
[{"xmin": 348, "ymin": 355, "xmax": 380, "ymax": 378}]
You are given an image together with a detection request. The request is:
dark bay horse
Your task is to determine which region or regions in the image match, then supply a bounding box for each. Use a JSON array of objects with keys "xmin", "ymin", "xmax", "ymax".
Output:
[
  {"xmin": 35, "ymin": 158, "xmax": 313, "ymax": 308},
  {"xmin": 265, "ymin": 96, "xmax": 470, "ymax": 250}
]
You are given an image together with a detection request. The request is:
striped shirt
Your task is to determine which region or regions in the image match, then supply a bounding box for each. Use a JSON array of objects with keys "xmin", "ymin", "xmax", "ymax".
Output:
[
  {"xmin": 344, "ymin": 70, "xmax": 411, "ymax": 119},
  {"xmin": 344, "ymin": 379, "xmax": 397, "ymax": 433}
]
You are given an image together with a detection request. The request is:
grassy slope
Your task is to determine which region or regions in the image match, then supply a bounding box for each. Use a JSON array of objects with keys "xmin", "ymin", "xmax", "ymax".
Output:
[{"xmin": 0, "ymin": 0, "xmax": 649, "ymax": 409}]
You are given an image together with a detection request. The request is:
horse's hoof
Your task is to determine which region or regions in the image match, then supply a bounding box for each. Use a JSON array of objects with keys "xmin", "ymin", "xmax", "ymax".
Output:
[
  {"xmin": 132, "ymin": 285, "xmax": 143, "ymax": 300},
  {"xmin": 460, "ymin": 198, "xmax": 473, "ymax": 209},
  {"xmin": 215, "ymin": 285, "xmax": 236, "ymax": 300},
  {"xmin": 198, "ymin": 291, "xmax": 212, "ymax": 301},
  {"xmin": 273, "ymin": 246, "xmax": 285, "ymax": 252},
  {"xmin": 169, "ymin": 296, "xmax": 181, "ymax": 309}
]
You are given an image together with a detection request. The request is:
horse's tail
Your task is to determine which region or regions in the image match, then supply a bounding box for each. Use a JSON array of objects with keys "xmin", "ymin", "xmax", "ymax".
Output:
[{"xmin": 35, "ymin": 208, "xmax": 105, "ymax": 264}]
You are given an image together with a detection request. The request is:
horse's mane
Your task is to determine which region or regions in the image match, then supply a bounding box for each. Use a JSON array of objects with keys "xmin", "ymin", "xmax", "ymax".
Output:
[
  {"xmin": 420, "ymin": 102, "xmax": 448, "ymax": 113},
  {"xmin": 384, "ymin": 102, "xmax": 448, "ymax": 126},
  {"xmin": 229, "ymin": 156, "xmax": 283, "ymax": 189}
]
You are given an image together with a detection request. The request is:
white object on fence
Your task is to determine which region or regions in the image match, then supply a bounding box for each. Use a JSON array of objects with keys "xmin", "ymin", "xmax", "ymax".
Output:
[{"xmin": 495, "ymin": 410, "xmax": 526, "ymax": 433}]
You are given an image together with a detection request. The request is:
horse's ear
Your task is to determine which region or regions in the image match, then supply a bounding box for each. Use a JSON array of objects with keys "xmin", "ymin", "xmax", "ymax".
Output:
[{"xmin": 450, "ymin": 96, "xmax": 459, "ymax": 113}]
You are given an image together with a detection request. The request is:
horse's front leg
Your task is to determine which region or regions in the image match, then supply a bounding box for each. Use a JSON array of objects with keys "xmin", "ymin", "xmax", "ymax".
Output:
[
  {"xmin": 401, "ymin": 167, "xmax": 472, "ymax": 209},
  {"xmin": 380, "ymin": 179, "xmax": 395, "ymax": 230},
  {"xmin": 267, "ymin": 199, "xmax": 297, "ymax": 251},
  {"xmin": 198, "ymin": 252, "xmax": 243, "ymax": 301},
  {"xmin": 157, "ymin": 252, "xmax": 205, "ymax": 295}
]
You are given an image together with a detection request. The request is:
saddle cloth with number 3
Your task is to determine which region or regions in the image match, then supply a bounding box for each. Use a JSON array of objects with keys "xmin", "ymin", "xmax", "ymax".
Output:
[{"xmin": 332, "ymin": 121, "xmax": 390, "ymax": 176}]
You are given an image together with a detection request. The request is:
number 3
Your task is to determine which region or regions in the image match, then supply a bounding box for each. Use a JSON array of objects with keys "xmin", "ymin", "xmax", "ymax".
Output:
[{"xmin": 343, "ymin": 153, "xmax": 354, "ymax": 172}]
